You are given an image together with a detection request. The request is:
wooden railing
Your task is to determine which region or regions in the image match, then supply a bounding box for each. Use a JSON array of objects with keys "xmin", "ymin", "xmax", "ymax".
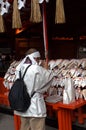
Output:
[
  {"xmin": 0, "ymin": 77, "xmax": 10, "ymax": 106},
  {"xmin": 0, "ymin": 77, "xmax": 86, "ymax": 130}
]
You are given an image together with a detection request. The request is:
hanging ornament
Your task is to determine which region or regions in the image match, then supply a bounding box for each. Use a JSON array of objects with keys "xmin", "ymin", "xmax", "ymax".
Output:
[
  {"xmin": 5, "ymin": 0, "xmax": 10, "ymax": 12},
  {"xmin": 12, "ymin": 0, "xmax": 22, "ymax": 29},
  {"xmin": 55, "ymin": 0, "xmax": 66, "ymax": 24},
  {"xmin": 0, "ymin": 15, "xmax": 5, "ymax": 32},
  {"xmin": 0, "ymin": 0, "xmax": 5, "ymax": 32},
  {"xmin": 0, "ymin": 0, "xmax": 3, "ymax": 5},
  {"xmin": 18, "ymin": 0, "xmax": 26, "ymax": 10},
  {"xmin": 38, "ymin": 0, "xmax": 49, "ymax": 4},
  {"xmin": 0, "ymin": 0, "xmax": 10, "ymax": 15},
  {"xmin": 30, "ymin": 0, "xmax": 42, "ymax": 23}
]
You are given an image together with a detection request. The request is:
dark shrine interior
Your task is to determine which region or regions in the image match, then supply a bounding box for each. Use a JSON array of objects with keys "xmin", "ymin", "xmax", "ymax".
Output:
[{"xmin": 0, "ymin": 0, "xmax": 86, "ymax": 63}]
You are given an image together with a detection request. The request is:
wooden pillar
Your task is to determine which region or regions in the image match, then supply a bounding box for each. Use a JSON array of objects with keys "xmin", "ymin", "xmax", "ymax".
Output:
[{"xmin": 42, "ymin": 0, "xmax": 48, "ymax": 64}]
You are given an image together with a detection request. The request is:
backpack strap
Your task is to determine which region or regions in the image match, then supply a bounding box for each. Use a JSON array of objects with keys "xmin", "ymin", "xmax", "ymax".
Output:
[
  {"xmin": 19, "ymin": 65, "xmax": 36, "ymax": 97},
  {"xmin": 31, "ymin": 91, "xmax": 36, "ymax": 97},
  {"xmin": 19, "ymin": 64, "xmax": 31, "ymax": 79}
]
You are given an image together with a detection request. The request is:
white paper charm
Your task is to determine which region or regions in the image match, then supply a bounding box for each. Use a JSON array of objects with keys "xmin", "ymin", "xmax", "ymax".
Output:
[
  {"xmin": 0, "ymin": 0, "xmax": 10, "ymax": 15},
  {"xmin": 63, "ymin": 77, "xmax": 75, "ymax": 104},
  {"xmin": 38, "ymin": 0, "xmax": 49, "ymax": 4},
  {"xmin": 63, "ymin": 89, "xmax": 70, "ymax": 104},
  {"xmin": 18, "ymin": 0, "xmax": 26, "ymax": 10},
  {"xmin": 82, "ymin": 89, "xmax": 86, "ymax": 100}
]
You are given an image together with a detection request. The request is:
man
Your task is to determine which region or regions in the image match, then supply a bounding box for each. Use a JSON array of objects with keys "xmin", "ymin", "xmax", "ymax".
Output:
[{"xmin": 14, "ymin": 48, "xmax": 54, "ymax": 130}]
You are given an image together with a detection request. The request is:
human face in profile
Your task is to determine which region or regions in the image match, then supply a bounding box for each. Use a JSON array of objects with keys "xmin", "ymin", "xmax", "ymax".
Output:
[{"xmin": 34, "ymin": 57, "xmax": 40, "ymax": 64}]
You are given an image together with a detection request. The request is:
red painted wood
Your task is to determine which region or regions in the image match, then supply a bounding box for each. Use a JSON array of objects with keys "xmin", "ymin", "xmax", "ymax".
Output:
[
  {"xmin": 0, "ymin": 77, "xmax": 10, "ymax": 106},
  {"xmin": 42, "ymin": 0, "xmax": 49, "ymax": 64},
  {"xmin": 46, "ymin": 99, "xmax": 86, "ymax": 130},
  {"xmin": 14, "ymin": 115, "xmax": 21, "ymax": 130}
]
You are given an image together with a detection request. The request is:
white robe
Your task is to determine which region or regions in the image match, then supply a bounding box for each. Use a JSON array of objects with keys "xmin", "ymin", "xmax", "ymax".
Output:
[{"xmin": 14, "ymin": 64, "xmax": 54, "ymax": 117}]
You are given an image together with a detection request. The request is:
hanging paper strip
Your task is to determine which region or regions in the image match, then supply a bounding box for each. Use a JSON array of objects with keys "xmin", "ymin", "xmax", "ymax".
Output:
[
  {"xmin": 38, "ymin": 0, "xmax": 49, "ymax": 4},
  {"xmin": 0, "ymin": 15, "xmax": 5, "ymax": 32},
  {"xmin": 55, "ymin": 0, "xmax": 66, "ymax": 24},
  {"xmin": 30, "ymin": 0, "xmax": 42, "ymax": 23},
  {"xmin": 18, "ymin": 0, "xmax": 26, "ymax": 10},
  {"xmin": 0, "ymin": 0, "xmax": 10, "ymax": 15},
  {"xmin": 12, "ymin": 0, "xmax": 22, "ymax": 29},
  {"xmin": 0, "ymin": 0, "xmax": 10, "ymax": 32}
]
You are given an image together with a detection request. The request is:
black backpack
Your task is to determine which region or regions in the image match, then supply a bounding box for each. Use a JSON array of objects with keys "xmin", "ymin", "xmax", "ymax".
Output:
[{"xmin": 8, "ymin": 65, "xmax": 35, "ymax": 112}]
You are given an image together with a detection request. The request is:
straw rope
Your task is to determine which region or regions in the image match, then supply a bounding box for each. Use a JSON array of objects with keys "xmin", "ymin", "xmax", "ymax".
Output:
[
  {"xmin": 30, "ymin": 0, "xmax": 42, "ymax": 23},
  {"xmin": 55, "ymin": 0, "xmax": 66, "ymax": 23},
  {"xmin": 0, "ymin": 15, "xmax": 5, "ymax": 32},
  {"xmin": 12, "ymin": 0, "xmax": 22, "ymax": 29}
]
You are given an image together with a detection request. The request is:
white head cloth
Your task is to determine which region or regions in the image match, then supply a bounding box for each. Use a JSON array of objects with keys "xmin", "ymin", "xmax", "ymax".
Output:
[{"xmin": 16, "ymin": 51, "xmax": 40, "ymax": 71}]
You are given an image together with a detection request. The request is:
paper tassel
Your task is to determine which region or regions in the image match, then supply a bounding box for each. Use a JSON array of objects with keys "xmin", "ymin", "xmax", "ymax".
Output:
[
  {"xmin": 0, "ymin": 0, "xmax": 10, "ymax": 15},
  {"xmin": 55, "ymin": 0, "xmax": 66, "ymax": 24},
  {"xmin": 12, "ymin": 0, "xmax": 22, "ymax": 29},
  {"xmin": 18, "ymin": 0, "xmax": 26, "ymax": 10},
  {"xmin": 0, "ymin": 15, "xmax": 5, "ymax": 32},
  {"xmin": 30, "ymin": 0, "xmax": 42, "ymax": 23},
  {"xmin": 38, "ymin": 0, "xmax": 49, "ymax": 3}
]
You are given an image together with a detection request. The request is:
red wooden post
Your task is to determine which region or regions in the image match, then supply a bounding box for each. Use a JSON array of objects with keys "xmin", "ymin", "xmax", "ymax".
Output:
[
  {"xmin": 14, "ymin": 115, "xmax": 21, "ymax": 130},
  {"xmin": 42, "ymin": 0, "xmax": 49, "ymax": 65}
]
